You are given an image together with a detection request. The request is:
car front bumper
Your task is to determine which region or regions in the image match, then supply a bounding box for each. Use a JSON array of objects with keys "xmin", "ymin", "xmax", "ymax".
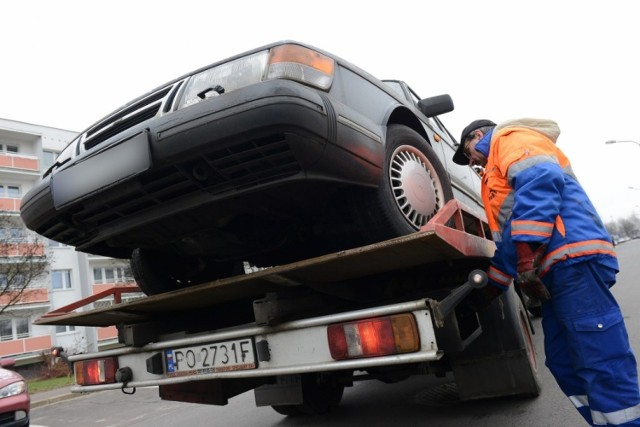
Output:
[{"xmin": 21, "ymin": 79, "xmax": 383, "ymax": 258}]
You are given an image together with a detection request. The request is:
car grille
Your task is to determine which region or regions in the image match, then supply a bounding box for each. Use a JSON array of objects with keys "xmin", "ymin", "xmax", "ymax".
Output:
[
  {"xmin": 83, "ymin": 86, "xmax": 174, "ymax": 151},
  {"xmin": 59, "ymin": 133, "xmax": 301, "ymax": 243},
  {"xmin": 0, "ymin": 412, "xmax": 20, "ymax": 424}
]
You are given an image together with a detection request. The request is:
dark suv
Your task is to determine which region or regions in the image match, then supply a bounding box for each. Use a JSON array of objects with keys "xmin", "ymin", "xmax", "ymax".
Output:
[{"xmin": 21, "ymin": 41, "xmax": 482, "ymax": 295}]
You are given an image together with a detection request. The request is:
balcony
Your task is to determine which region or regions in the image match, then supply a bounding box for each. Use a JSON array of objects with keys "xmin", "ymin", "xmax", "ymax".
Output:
[
  {"xmin": 0, "ymin": 287, "xmax": 49, "ymax": 307},
  {"xmin": 0, "ymin": 153, "xmax": 39, "ymax": 172},
  {"xmin": 0, "ymin": 335, "xmax": 52, "ymax": 358},
  {"xmin": 0, "ymin": 242, "xmax": 45, "ymax": 257},
  {"xmin": 0, "ymin": 197, "xmax": 22, "ymax": 212}
]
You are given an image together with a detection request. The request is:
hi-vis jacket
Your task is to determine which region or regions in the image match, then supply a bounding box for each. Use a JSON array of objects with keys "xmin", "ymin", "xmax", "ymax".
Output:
[{"xmin": 482, "ymin": 119, "xmax": 618, "ymax": 291}]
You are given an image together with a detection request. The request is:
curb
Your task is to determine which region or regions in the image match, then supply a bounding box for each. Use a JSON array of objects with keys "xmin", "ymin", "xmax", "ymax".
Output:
[{"xmin": 31, "ymin": 392, "xmax": 83, "ymax": 409}]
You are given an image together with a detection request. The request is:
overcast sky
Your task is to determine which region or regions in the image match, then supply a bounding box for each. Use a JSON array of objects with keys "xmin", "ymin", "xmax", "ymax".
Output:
[{"xmin": 2, "ymin": 0, "xmax": 639, "ymax": 221}]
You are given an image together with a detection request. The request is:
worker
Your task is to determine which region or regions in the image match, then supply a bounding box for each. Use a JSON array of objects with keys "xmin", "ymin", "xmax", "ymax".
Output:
[{"xmin": 455, "ymin": 118, "xmax": 640, "ymax": 426}]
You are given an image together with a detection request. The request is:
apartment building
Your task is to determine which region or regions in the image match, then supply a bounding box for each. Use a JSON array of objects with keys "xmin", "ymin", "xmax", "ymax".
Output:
[{"xmin": 0, "ymin": 118, "xmax": 137, "ymax": 369}]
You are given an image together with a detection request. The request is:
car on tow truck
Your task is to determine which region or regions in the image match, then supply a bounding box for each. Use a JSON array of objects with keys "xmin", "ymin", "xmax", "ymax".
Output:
[{"xmin": 20, "ymin": 41, "xmax": 483, "ymax": 296}]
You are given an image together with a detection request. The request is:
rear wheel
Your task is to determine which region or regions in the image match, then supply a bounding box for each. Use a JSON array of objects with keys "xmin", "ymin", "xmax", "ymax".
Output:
[
  {"xmin": 355, "ymin": 124, "xmax": 453, "ymax": 241},
  {"xmin": 130, "ymin": 248, "xmax": 235, "ymax": 295}
]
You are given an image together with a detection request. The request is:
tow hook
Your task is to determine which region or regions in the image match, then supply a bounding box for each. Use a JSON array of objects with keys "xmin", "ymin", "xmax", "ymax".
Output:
[{"xmin": 116, "ymin": 367, "xmax": 136, "ymax": 395}]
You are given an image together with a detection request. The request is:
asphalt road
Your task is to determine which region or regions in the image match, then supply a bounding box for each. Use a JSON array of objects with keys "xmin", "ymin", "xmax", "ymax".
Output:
[{"xmin": 31, "ymin": 239, "xmax": 640, "ymax": 427}]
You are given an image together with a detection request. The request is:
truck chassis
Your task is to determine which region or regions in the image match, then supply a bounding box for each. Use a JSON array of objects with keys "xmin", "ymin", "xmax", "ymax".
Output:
[{"xmin": 37, "ymin": 200, "xmax": 540, "ymax": 414}]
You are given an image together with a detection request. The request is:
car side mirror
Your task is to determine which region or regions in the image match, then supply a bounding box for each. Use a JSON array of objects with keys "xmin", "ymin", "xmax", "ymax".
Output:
[
  {"xmin": 0, "ymin": 357, "xmax": 16, "ymax": 368},
  {"xmin": 418, "ymin": 94, "xmax": 454, "ymax": 117}
]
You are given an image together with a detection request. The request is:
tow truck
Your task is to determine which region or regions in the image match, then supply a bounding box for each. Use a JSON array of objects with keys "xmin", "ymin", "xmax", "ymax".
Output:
[{"xmin": 36, "ymin": 200, "xmax": 540, "ymax": 415}]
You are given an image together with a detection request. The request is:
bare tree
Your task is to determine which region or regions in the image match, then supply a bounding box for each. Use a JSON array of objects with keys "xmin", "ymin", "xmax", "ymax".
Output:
[
  {"xmin": 0, "ymin": 214, "xmax": 51, "ymax": 315},
  {"xmin": 605, "ymin": 221, "xmax": 620, "ymax": 239},
  {"xmin": 618, "ymin": 214, "xmax": 640, "ymax": 240}
]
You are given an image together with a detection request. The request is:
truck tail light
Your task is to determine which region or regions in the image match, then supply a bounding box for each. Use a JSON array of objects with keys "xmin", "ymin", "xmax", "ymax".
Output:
[
  {"xmin": 267, "ymin": 44, "xmax": 335, "ymax": 90},
  {"xmin": 75, "ymin": 358, "xmax": 118, "ymax": 386},
  {"xmin": 327, "ymin": 313, "xmax": 420, "ymax": 360}
]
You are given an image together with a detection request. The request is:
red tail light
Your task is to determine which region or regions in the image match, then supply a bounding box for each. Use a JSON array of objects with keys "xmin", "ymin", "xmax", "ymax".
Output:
[
  {"xmin": 327, "ymin": 313, "xmax": 420, "ymax": 360},
  {"xmin": 75, "ymin": 358, "xmax": 118, "ymax": 385}
]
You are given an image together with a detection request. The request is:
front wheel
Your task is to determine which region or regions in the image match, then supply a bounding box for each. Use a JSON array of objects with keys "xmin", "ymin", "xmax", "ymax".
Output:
[
  {"xmin": 130, "ymin": 248, "xmax": 235, "ymax": 296},
  {"xmin": 355, "ymin": 124, "xmax": 453, "ymax": 242}
]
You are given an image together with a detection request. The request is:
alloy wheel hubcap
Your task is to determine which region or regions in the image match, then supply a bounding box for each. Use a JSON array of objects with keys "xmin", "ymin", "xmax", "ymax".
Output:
[{"xmin": 389, "ymin": 145, "xmax": 443, "ymax": 228}]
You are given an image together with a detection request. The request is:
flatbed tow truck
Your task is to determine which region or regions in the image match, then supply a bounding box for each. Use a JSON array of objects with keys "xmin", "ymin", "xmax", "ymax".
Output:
[{"xmin": 35, "ymin": 200, "xmax": 540, "ymax": 415}]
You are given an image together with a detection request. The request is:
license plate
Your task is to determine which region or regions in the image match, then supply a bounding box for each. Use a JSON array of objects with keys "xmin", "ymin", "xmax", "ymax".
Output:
[
  {"xmin": 165, "ymin": 338, "xmax": 256, "ymax": 376},
  {"xmin": 52, "ymin": 131, "xmax": 151, "ymax": 208}
]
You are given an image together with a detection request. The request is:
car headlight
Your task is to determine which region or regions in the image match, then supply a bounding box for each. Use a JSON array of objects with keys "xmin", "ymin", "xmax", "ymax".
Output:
[
  {"xmin": 178, "ymin": 44, "xmax": 335, "ymax": 110},
  {"xmin": 179, "ymin": 51, "xmax": 270, "ymax": 109},
  {"xmin": 0, "ymin": 381, "xmax": 27, "ymax": 398}
]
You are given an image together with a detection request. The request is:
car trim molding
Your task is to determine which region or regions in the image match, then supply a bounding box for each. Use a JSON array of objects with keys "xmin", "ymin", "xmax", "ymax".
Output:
[{"xmin": 337, "ymin": 115, "xmax": 382, "ymax": 144}]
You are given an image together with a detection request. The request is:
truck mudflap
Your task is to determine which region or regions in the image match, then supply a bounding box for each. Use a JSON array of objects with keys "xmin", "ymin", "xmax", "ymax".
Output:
[{"xmin": 67, "ymin": 297, "xmax": 442, "ymax": 393}]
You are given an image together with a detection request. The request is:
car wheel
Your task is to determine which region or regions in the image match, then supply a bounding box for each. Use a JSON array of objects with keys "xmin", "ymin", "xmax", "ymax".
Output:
[
  {"xmin": 356, "ymin": 124, "xmax": 453, "ymax": 241},
  {"xmin": 130, "ymin": 248, "xmax": 235, "ymax": 296}
]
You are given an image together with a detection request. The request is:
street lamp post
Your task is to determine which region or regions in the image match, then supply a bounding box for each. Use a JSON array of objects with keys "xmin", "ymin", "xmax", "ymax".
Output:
[{"xmin": 605, "ymin": 139, "xmax": 640, "ymax": 147}]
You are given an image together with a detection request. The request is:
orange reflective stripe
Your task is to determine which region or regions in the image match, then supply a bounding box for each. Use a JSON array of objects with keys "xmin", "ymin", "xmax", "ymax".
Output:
[
  {"xmin": 488, "ymin": 266, "xmax": 512, "ymax": 288},
  {"xmin": 555, "ymin": 216, "xmax": 565, "ymax": 237},
  {"xmin": 539, "ymin": 240, "xmax": 616, "ymax": 275},
  {"xmin": 511, "ymin": 219, "xmax": 554, "ymax": 237}
]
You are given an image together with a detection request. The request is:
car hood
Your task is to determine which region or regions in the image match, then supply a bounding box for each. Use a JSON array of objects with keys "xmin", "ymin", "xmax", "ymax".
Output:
[{"xmin": 0, "ymin": 368, "xmax": 24, "ymax": 388}]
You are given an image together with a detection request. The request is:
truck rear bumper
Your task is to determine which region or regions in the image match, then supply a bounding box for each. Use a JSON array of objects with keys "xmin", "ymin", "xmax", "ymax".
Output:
[{"xmin": 69, "ymin": 298, "xmax": 442, "ymax": 393}]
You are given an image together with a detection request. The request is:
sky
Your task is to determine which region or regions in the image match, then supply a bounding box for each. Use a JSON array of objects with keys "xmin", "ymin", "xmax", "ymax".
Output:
[{"xmin": 2, "ymin": 0, "xmax": 639, "ymax": 221}]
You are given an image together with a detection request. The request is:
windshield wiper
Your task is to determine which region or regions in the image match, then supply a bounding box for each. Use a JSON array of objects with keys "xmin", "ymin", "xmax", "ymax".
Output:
[
  {"xmin": 197, "ymin": 85, "xmax": 225, "ymax": 99},
  {"xmin": 43, "ymin": 157, "xmax": 70, "ymax": 178}
]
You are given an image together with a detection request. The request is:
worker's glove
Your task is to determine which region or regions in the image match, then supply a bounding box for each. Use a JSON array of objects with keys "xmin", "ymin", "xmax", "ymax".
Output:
[
  {"xmin": 465, "ymin": 284, "xmax": 502, "ymax": 312},
  {"xmin": 515, "ymin": 242, "xmax": 551, "ymax": 302}
]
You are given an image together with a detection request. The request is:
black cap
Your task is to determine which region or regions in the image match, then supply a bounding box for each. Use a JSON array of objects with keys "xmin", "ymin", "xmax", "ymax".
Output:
[{"xmin": 453, "ymin": 119, "xmax": 496, "ymax": 165}]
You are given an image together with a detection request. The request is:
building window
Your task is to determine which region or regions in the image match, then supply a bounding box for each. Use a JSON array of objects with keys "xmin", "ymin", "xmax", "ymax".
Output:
[
  {"xmin": 52, "ymin": 269, "xmax": 72, "ymax": 290},
  {"xmin": 93, "ymin": 267, "xmax": 133, "ymax": 284},
  {"xmin": 15, "ymin": 318, "xmax": 29, "ymax": 339},
  {"xmin": 0, "ymin": 273, "xmax": 26, "ymax": 290},
  {"xmin": 0, "ymin": 317, "xmax": 31, "ymax": 340},
  {"xmin": 10, "ymin": 228, "xmax": 24, "ymax": 241},
  {"xmin": 0, "ymin": 274, "xmax": 25, "ymax": 290},
  {"xmin": 0, "ymin": 228, "xmax": 26, "ymax": 242},
  {"xmin": 7, "ymin": 186, "xmax": 20, "ymax": 198},
  {"xmin": 55, "ymin": 325, "xmax": 76, "ymax": 334},
  {"xmin": 42, "ymin": 150, "xmax": 59, "ymax": 172},
  {"xmin": 48, "ymin": 239, "xmax": 67, "ymax": 248},
  {"xmin": 0, "ymin": 185, "xmax": 21, "ymax": 199},
  {"xmin": 0, "ymin": 319, "xmax": 12, "ymax": 341},
  {"xmin": 0, "ymin": 144, "xmax": 19, "ymax": 154}
]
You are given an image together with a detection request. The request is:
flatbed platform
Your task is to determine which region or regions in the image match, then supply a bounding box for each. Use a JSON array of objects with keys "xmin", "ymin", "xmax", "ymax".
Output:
[{"xmin": 36, "ymin": 200, "xmax": 494, "ymax": 328}]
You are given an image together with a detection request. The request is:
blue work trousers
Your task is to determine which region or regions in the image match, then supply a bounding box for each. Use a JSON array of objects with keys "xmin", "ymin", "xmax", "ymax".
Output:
[{"xmin": 541, "ymin": 261, "xmax": 640, "ymax": 426}]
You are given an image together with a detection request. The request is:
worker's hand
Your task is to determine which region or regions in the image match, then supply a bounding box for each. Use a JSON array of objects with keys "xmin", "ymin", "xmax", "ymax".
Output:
[
  {"xmin": 515, "ymin": 242, "xmax": 551, "ymax": 302},
  {"xmin": 465, "ymin": 284, "xmax": 502, "ymax": 312},
  {"xmin": 516, "ymin": 270, "xmax": 551, "ymax": 302}
]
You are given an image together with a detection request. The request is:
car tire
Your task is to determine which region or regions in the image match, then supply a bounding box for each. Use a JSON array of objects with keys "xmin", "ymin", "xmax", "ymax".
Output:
[
  {"xmin": 356, "ymin": 124, "xmax": 453, "ymax": 241},
  {"xmin": 130, "ymin": 248, "xmax": 235, "ymax": 295}
]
